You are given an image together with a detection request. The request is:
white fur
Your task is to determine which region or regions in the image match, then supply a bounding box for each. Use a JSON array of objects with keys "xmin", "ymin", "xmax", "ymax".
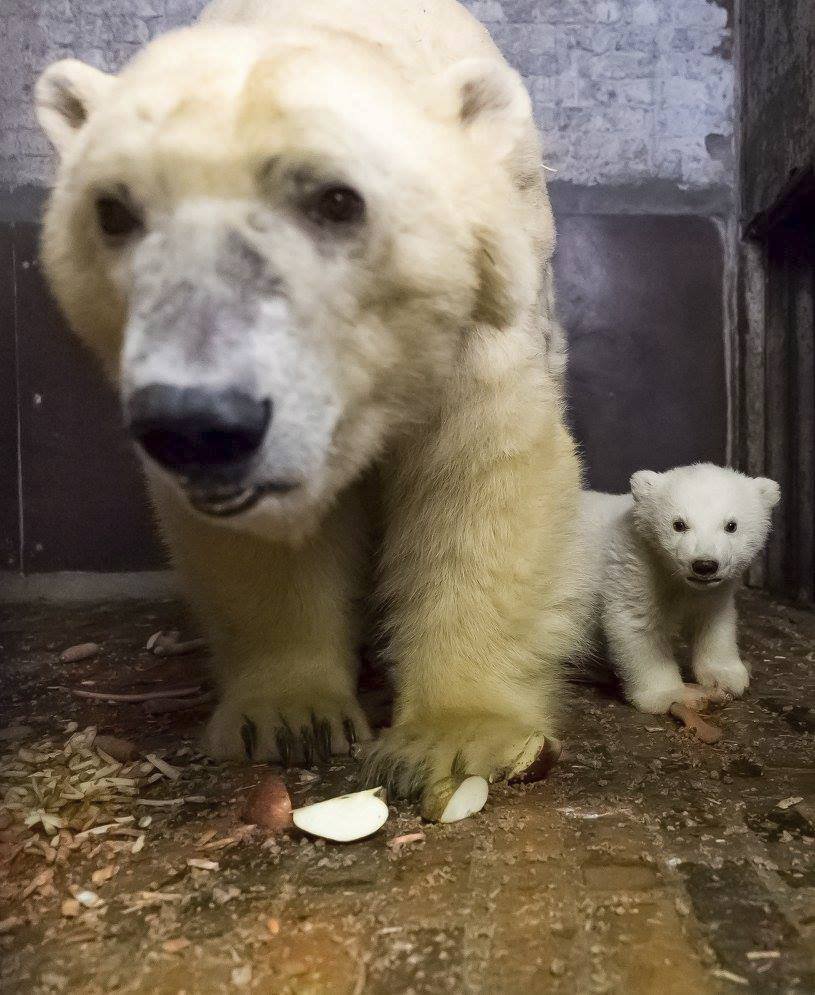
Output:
[
  {"xmin": 580, "ymin": 464, "xmax": 780, "ymax": 714},
  {"xmin": 34, "ymin": 0, "xmax": 586, "ymax": 797}
]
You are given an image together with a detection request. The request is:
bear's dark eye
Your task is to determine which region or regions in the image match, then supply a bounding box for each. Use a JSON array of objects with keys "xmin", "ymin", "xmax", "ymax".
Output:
[
  {"xmin": 673, "ymin": 519, "xmax": 688, "ymax": 532},
  {"xmin": 306, "ymin": 184, "xmax": 366, "ymax": 226},
  {"xmin": 724, "ymin": 520, "xmax": 737, "ymax": 533},
  {"xmin": 95, "ymin": 196, "xmax": 143, "ymax": 239}
]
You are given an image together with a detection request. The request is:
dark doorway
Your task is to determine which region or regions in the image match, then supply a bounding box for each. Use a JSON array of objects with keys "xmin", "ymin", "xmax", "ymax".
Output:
[{"xmin": 739, "ymin": 181, "xmax": 815, "ymax": 603}]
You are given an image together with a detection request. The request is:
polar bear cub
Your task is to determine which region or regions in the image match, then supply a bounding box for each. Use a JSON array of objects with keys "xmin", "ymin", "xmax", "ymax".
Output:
[{"xmin": 581, "ymin": 464, "xmax": 780, "ymax": 714}]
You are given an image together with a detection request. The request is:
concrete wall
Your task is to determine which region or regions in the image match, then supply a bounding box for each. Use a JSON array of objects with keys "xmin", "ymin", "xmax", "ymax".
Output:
[{"xmin": 0, "ymin": 1, "xmax": 736, "ymax": 575}]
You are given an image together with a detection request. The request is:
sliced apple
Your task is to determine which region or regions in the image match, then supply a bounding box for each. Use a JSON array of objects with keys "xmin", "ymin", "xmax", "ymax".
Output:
[
  {"xmin": 292, "ymin": 787, "xmax": 389, "ymax": 842},
  {"xmin": 421, "ymin": 775, "xmax": 489, "ymax": 823},
  {"xmin": 510, "ymin": 737, "xmax": 563, "ymax": 783}
]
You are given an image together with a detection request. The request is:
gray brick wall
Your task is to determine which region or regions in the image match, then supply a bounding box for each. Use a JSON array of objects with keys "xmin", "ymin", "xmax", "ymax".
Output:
[
  {"xmin": 1, "ymin": 1, "xmax": 203, "ymax": 189},
  {"xmin": 479, "ymin": 0, "xmax": 733, "ymax": 189},
  {"xmin": 1, "ymin": 0, "xmax": 733, "ymax": 193}
]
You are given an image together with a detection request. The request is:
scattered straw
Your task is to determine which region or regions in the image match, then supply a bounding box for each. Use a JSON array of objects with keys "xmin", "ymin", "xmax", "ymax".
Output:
[{"xmin": 0, "ymin": 726, "xmax": 191, "ymax": 858}]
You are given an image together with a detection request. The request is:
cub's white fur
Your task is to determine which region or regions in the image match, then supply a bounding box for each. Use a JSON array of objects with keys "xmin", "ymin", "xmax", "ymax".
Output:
[
  {"xmin": 34, "ymin": 0, "xmax": 587, "ymax": 798},
  {"xmin": 581, "ymin": 464, "xmax": 780, "ymax": 714}
]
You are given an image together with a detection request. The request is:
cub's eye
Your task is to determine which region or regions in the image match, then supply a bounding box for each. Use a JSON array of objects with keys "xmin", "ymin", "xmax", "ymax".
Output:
[
  {"xmin": 672, "ymin": 519, "xmax": 688, "ymax": 532},
  {"xmin": 95, "ymin": 196, "xmax": 143, "ymax": 239},
  {"xmin": 306, "ymin": 184, "xmax": 366, "ymax": 226},
  {"xmin": 724, "ymin": 520, "xmax": 738, "ymax": 533}
]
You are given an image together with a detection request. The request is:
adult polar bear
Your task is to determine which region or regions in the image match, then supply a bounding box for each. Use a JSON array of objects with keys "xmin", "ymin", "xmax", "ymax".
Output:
[{"xmin": 35, "ymin": 0, "xmax": 586, "ymax": 799}]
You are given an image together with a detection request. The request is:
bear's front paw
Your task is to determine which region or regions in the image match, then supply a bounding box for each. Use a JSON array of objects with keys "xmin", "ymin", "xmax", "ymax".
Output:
[
  {"xmin": 203, "ymin": 693, "xmax": 372, "ymax": 764},
  {"xmin": 629, "ymin": 681, "xmax": 727, "ymax": 715},
  {"xmin": 695, "ymin": 659, "xmax": 750, "ymax": 699},
  {"xmin": 363, "ymin": 714, "xmax": 555, "ymax": 807}
]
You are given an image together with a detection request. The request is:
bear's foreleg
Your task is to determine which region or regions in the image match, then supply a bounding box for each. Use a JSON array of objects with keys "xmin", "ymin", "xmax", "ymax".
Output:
[
  {"xmin": 154, "ymin": 484, "xmax": 371, "ymax": 762},
  {"xmin": 605, "ymin": 610, "xmax": 713, "ymax": 714},
  {"xmin": 367, "ymin": 338, "xmax": 585, "ymax": 800},
  {"xmin": 690, "ymin": 593, "xmax": 749, "ymax": 698}
]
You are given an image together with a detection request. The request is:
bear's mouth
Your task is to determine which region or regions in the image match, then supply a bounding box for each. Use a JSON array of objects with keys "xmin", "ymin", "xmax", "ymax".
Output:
[
  {"xmin": 187, "ymin": 481, "xmax": 298, "ymax": 518},
  {"xmin": 687, "ymin": 576, "xmax": 723, "ymax": 587}
]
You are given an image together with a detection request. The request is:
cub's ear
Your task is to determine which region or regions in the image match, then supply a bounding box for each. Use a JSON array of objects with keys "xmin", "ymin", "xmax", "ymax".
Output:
[
  {"xmin": 442, "ymin": 58, "xmax": 533, "ymax": 162},
  {"xmin": 630, "ymin": 470, "xmax": 662, "ymax": 502},
  {"xmin": 35, "ymin": 59, "xmax": 115, "ymax": 156},
  {"xmin": 755, "ymin": 477, "xmax": 781, "ymax": 509}
]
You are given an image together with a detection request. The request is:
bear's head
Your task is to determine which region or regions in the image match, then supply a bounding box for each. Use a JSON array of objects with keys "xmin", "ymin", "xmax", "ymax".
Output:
[
  {"xmin": 630, "ymin": 463, "xmax": 780, "ymax": 590},
  {"xmin": 35, "ymin": 25, "xmax": 546, "ymax": 537}
]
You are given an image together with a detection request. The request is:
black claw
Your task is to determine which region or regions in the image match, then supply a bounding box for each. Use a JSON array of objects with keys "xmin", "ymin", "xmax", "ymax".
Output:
[
  {"xmin": 300, "ymin": 725, "xmax": 315, "ymax": 767},
  {"xmin": 240, "ymin": 715, "xmax": 258, "ymax": 760},
  {"xmin": 275, "ymin": 724, "xmax": 295, "ymax": 766},
  {"xmin": 342, "ymin": 717, "xmax": 357, "ymax": 751},
  {"xmin": 312, "ymin": 717, "xmax": 332, "ymax": 761}
]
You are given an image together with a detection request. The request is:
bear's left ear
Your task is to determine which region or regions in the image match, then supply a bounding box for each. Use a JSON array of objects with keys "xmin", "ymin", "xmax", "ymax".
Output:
[
  {"xmin": 630, "ymin": 470, "xmax": 661, "ymax": 502},
  {"xmin": 755, "ymin": 477, "xmax": 781, "ymax": 509},
  {"xmin": 442, "ymin": 58, "xmax": 533, "ymax": 163},
  {"xmin": 35, "ymin": 59, "xmax": 116, "ymax": 157},
  {"xmin": 440, "ymin": 60, "xmax": 538, "ymax": 328}
]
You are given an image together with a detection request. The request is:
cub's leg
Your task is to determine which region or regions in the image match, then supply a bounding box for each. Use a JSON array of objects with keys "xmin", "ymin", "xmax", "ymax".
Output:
[
  {"xmin": 367, "ymin": 333, "xmax": 586, "ymax": 800},
  {"xmin": 691, "ymin": 593, "xmax": 750, "ymax": 698},
  {"xmin": 605, "ymin": 610, "xmax": 712, "ymax": 714},
  {"xmin": 154, "ymin": 481, "xmax": 371, "ymax": 762}
]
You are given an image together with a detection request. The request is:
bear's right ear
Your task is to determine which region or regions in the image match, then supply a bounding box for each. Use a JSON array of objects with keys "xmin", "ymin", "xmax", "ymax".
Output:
[
  {"xmin": 630, "ymin": 470, "xmax": 661, "ymax": 502},
  {"xmin": 35, "ymin": 59, "xmax": 115, "ymax": 156},
  {"xmin": 755, "ymin": 477, "xmax": 781, "ymax": 509}
]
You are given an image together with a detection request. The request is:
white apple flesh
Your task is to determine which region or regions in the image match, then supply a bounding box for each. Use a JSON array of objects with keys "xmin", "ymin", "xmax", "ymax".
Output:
[{"xmin": 292, "ymin": 787, "xmax": 389, "ymax": 842}]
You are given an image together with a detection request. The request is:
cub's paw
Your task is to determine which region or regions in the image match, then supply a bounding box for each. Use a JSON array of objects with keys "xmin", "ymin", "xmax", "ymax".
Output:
[
  {"xmin": 629, "ymin": 681, "xmax": 727, "ymax": 715},
  {"xmin": 695, "ymin": 659, "xmax": 750, "ymax": 699},
  {"xmin": 202, "ymin": 693, "xmax": 371, "ymax": 764},
  {"xmin": 363, "ymin": 715, "xmax": 555, "ymax": 807}
]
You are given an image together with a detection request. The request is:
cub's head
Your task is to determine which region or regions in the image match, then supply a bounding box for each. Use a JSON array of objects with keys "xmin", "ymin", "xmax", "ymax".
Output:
[
  {"xmin": 630, "ymin": 464, "xmax": 780, "ymax": 590},
  {"xmin": 35, "ymin": 26, "xmax": 544, "ymax": 538}
]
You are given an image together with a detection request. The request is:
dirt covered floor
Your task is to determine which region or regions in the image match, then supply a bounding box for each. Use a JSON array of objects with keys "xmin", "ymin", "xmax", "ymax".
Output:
[{"xmin": 0, "ymin": 589, "xmax": 813, "ymax": 994}]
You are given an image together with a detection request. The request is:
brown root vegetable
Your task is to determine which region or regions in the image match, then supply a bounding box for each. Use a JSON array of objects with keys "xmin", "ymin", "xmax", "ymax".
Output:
[
  {"xmin": 510, "ymin": 737, "xmax": 563, "ymax": 784},
  {"xmin": 669, "ymin": 702, "xmax": 723, "ymax": 744},
  {"xmin": 59, "ymin": 642, "xmax": 100, "ymax": 663},
  {"xmin": 242, "ymin": 775, "xmax": 294, "ymax": 832}
]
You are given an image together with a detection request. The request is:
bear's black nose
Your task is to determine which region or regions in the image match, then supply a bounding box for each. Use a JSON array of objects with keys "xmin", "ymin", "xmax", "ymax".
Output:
[
  {"xmin": 692, "ymin": 558, "xmax": 719, "ymax": 576},
  {"xmin": 127, "ymin": 385, "xmax": 271, "ymax": 480}
]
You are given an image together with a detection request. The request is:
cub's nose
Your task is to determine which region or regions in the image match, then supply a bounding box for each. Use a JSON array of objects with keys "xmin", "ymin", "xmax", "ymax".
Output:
[
  {"xmin": 127, "ymin": 385, "xmax": 271, "ymax": 479},
  {"xmin": 692, "ymin": 558, "xmax": 719, "ymax": 577}
]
